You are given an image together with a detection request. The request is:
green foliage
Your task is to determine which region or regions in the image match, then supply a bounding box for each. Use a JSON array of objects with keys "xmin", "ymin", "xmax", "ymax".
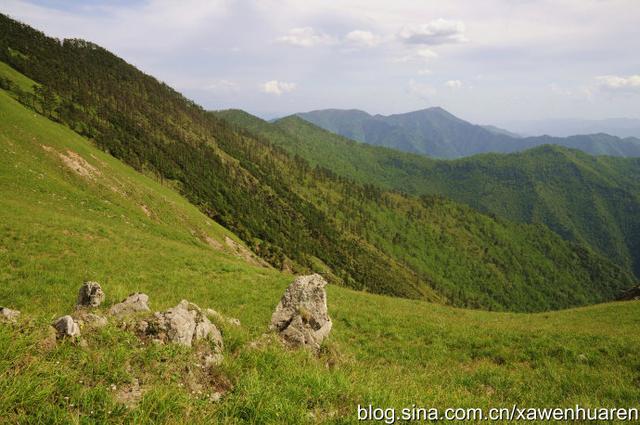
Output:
[
  {"xmin": 249, "ymin": 114, "xmax": 640, "ymax": 279},
  {"xmin": 0, "ymin": 13, "xmax": 635, "ymax": 312},
  {"xmin": 214, "ymin": 110, "xmax": 637, "ymax": 311}
]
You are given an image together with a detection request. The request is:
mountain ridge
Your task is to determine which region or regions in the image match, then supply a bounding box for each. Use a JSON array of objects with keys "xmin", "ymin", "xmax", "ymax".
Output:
[
  {"xmin": 297, "ymin": 107, "xmax": 640, "ymax": 159},
  {"xmin": 221, "ymin": 112, "xmax": 640, "ymax": 279}
]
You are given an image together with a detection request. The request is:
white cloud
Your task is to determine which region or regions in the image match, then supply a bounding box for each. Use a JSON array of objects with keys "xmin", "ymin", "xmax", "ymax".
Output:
[
  {"xmin": 398, "ymin": 19, "xmax": 467, "ymax": 45},
  {"xmin": 596, "ymin": 74, "xmax": 640, "ymax": 94},
  {"xmin": 276, "ymin": 27, "xmax": 334, "ymax": 47},
  {"xmin": 445, "ymin": 80, "xmax": 463, "ymax": 89},
  {"xmin": 408, "ymin": 79, "xmax": 437, "ymax": 100},
  {"xmin": 394, "ymin": 48, "xmax": 438, "ymax": 63},
  {"xmin": 261, "ymin": 80, "xmax": 297, "ymax": 95},
  {"xmin": 344, "ymin": 30, "xmax": 382, "ymax": 48},
  {"xmin": 418, "ymin": 68, "xmax": 432, "ymax": 76}
]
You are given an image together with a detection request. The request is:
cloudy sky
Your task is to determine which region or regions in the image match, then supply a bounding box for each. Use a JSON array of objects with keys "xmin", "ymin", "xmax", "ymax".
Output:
[{"xmin": 2, "ymin": 0, "xmax": 639, "ymax": 124}]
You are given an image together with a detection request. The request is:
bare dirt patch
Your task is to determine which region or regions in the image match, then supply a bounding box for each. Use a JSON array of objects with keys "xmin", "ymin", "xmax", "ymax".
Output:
[
  {"xmin": 224, "ymin": 236, "xmax": 269, "ymax": 267},
  {"xmin": 204, "ymin": 235, "xmax": 223, "ymax": 250},
  {"xmin": 42, "ymin": 145, "xmax": 100, "ymax": 180}
]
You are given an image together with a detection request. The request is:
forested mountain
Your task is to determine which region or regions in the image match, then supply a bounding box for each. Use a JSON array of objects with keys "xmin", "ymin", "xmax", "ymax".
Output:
[
  {"xmin": 0, "ymin": 13, "xmax": 634, "ymax": 311},
  {"xmin": 297, "ymin": 108, "xmax": 640, "ymax": 159},
  {"xmin": 3, "ymin": 83, "xmax": 640, "ymax": 421},
  {"xmin": 219, "ymin": 113, "xmax": 640, "ymax": 279}
]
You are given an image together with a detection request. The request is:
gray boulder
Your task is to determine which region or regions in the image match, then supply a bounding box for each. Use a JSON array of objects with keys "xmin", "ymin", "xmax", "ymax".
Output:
[
  {"xmin": 53, "ymin": 315, "xmax": 81, "ymax": 338},
  {"xmin": 0, "ymin": 307, "xmax": 20, "ymax": 323},
  {"xmin": 76, "ymin": 281, "xmax": 105, "ymax": 308},
  {"xmin": 74, "ymin": 310, "xmax": 108, "ymax": 329},
  {"xmin": 109, "ymin": 293, "xmax": 150, "ymax": 317},
  {"xmin": 144, "ymin": 300, "xmax": 223, "ymax": 350},
  {"xmin": 269, "ymin": 274, "xmax": 332, "ymax": 352}
]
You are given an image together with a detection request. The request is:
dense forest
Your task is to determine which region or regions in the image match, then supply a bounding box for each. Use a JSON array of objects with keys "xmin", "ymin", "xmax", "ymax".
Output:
[
  {"xmin": 220, "ymin": 112, "xmax": 640, "ymax": 280},
  {"xmin": 0, "ymin": 13, "xmax": 634, "ymax": 311}
]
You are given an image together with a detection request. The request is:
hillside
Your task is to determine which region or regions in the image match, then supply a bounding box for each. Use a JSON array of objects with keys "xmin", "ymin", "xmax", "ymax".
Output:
[
  {"xmin": 1, "ymin": 13, "xmax": 634, "ymax": 312},
  {"xmin": 238, "ymin": 114, "xmax": 640, "ymax": 279},
  {"xmin": 2, "ymin": 72, "xmax": 640, "ymax": 424},
  {"xmin": 297, "ymin": 108, "xmax": 640, "ymax": 159}
]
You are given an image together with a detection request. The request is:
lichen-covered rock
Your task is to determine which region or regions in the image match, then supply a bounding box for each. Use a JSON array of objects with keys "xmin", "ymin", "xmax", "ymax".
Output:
[
  {"xmin": 108, "ymin": 293, "xmax": 150, "ymax": 317},
  {"xmin": 76, "ymin": 281, "xmax": 105, "ymax": 308},
  {"xmin": 269, "ymin": 274, "xmax": 332, "ymax": 352},
  {"xmin": 0, "ymin": 307, "xmax": 20, "ymax": 323},
  {"xmin": 74, "ymin": 310, "xmax": 108, "ymax": 328},
  {"xmin": 144, "ymin": 300, "xmax": 223, "ymax": 350},
  {"xmin": 53, "ymin": 315, "xmax": 81, "ymax": 338}
]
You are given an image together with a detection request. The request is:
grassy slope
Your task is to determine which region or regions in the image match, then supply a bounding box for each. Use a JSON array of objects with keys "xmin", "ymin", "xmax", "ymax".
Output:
[
  {"xmin": 254, "ymin": 114, "xmax": 640, "ymax": 278},
  {"xmin": 2, "ymin": 90, "xmax": 640, "ymax": 423}
]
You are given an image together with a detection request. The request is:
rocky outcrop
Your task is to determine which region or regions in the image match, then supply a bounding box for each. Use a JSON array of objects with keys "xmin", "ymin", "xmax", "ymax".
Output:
[
  {"xmin": 617, "ymin": 285, "xmax": 640, "ymax": 301},
  {"xmin": 141, "ymin": 300, "xmax": 223, "ymax": 350},
  {"xmin": 53, "ymin": 315, "xmax": 81, "ymax": 338},
  {"xmin": 76, "ymin": 281, "xmax": 105, "ymax": 308},
  {"xmin": 269, "ymin": 274, "xmax": 332, "ymax": 352},
  {"xmin": 0, "ymin": 307, "xmax": 20, "ymax": 323},
  {"xmin": 109, "ymin": 293, "xmax": 150, "ymax": 317}
]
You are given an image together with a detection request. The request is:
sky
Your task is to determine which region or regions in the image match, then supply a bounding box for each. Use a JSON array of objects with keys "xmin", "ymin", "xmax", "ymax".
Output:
[{"xmin": 2, "ymin": 0, "xmax": 639, "ymax": 124}]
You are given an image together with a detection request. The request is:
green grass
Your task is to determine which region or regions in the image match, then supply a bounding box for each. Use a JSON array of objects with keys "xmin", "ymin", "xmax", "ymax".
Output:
[
  {"xmin": 0, "ymin": 60, "xmax": 37, "ymax": 92},
  {"xmin": 2, "ymin": 79, "xmax": 640, "ymax": 424}
]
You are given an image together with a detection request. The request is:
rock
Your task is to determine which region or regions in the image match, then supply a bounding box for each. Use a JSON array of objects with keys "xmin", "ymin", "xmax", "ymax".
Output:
[
  {"xmin": 617, "ymin": 285, "xmax": 640, "ymax": 301},
  {"xmin": 76, "ymin": 281, "xmax": 105, "ymax": 308},
  {"xmin": 227, "ymin": 317, "xmax": 241, "ymax": 327},
  {"xmin": 144, "ymin": 300, "xmax": 224, "ymax": 349},
  {"xmin": 205, "ymin": 308, "xmax": 241, "ymax": 327},
  {"xmin": 74, "ymin": 311, "xmax": 108, "ymax": 328},
  {"xmin": 53, "ymin": 315, "xmax": 81, "ymax": 338},
  {"xmin": 0, "ymin": 307, "xmax": 20, "ymax": 323},
  {"xmin": 108, "ymin": 293, "xmax": 150, "ymax": 317},
  {"xmin": 269, "ymin": 274, "xmax": 332, "ymax": 352},
  {"xmin": 204, "ymin": 353, "xmax": 224, "ymax": 367}
]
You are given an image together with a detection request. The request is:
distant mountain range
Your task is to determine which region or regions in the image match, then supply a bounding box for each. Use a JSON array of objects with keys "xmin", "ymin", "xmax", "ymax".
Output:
[
  {"xmin": 218, "ymin": 111, "xmax": 640, "ymax": 280},
  {"xmin": 297, "ymin": 108, "xmax": 640, "ymax": 159},
  {"xmin": 502, "ymin": 117, "xmax": 640, "ymax": 139}
]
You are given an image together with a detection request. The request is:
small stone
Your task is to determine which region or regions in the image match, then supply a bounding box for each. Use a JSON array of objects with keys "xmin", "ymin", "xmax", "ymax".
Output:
[
  {"xmin": 53, "ymin": 315, "xmax": 81, "ymax": 338},
  {"xmin": 0, "ymin": 307, "xmax": 20, "ymax": 323},
  {"xmin": 74, "ymin": 311, "xmax": 108, "ymax": 328},
  {"xmin": 108, "ymin": 293, "xmax": 150, "ymax": 317},
  {"xmin": 76, "ymin": 281, "xmax": 105, "ymax": 308}
]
